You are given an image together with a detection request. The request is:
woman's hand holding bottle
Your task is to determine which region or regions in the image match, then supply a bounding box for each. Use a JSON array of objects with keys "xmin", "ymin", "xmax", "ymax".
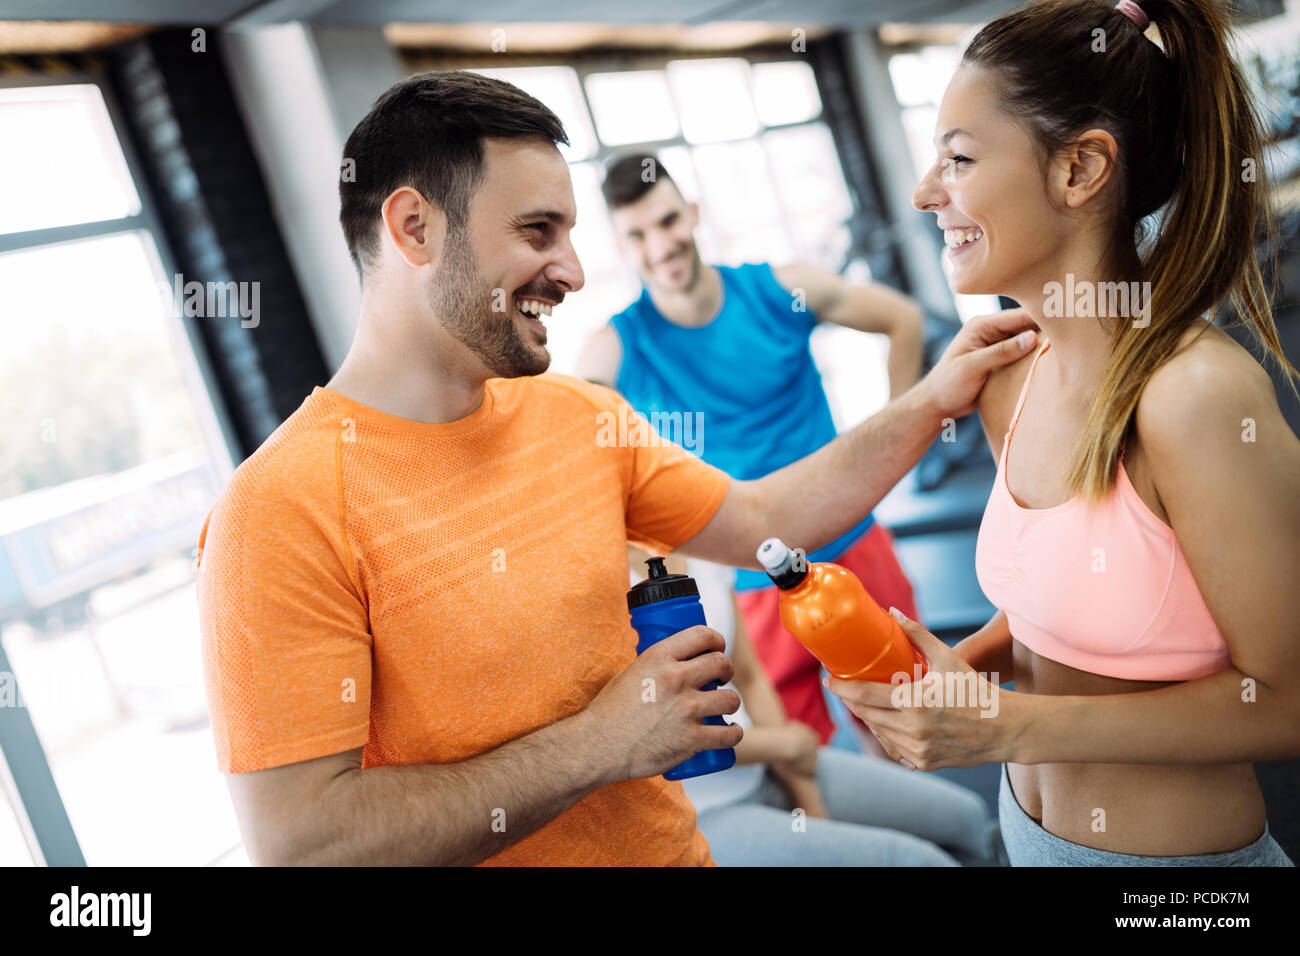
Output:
[{"xmin": 827, "ymin": 608, "xmax": 1030, "ymax": 771}]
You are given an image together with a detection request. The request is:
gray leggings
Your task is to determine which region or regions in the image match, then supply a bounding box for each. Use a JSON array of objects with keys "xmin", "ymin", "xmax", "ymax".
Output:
[
  {"xmin": 695, "ymin": 748, "xmax": 1001, "ymax": 866},
  {"xmin": 998, "ymin": 763, "xmax": 1295, "ymax": 866}
]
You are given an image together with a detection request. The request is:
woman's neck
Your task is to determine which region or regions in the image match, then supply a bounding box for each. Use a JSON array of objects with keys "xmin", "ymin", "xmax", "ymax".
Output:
[{"xmin": 1005, "ymin": 246, "xmax": 1130, "ymax": 401}]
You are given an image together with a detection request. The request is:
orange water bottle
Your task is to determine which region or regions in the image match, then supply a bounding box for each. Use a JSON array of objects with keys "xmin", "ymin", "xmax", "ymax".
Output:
[{"xmin": 756, "ymin": 537, "xmax": 927, "ymax": 683}]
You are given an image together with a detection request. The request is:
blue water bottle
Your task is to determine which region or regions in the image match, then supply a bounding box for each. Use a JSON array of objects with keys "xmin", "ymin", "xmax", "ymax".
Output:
[{"xmin": 626, "ymin": 557, "xmax": 737, "ymax": 780}]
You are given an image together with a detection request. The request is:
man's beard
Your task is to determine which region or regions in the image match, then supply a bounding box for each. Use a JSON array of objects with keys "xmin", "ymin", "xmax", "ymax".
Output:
[
  {"xmin": 434, "ymin": 229, "xmax": 549, "ymax": 379},
  {"xmin": 654, "ymin": 244, "xmax": 701, "ymax": 293},
  {"xmin": 683, "ymin": 250, "xmax": 702, "ymax": 292}
]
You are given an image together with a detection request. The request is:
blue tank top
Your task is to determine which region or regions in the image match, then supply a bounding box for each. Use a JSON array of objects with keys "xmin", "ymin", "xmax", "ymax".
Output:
[{"xmin": 611, "ymin": 262, "xmax": 875, "ymax": 591}]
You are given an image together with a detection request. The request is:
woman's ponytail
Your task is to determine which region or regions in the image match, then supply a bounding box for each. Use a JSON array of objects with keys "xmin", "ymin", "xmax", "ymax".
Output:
[{"xmin": 965, "ymin": 0, "xmax": 1298, "ymax": 503}]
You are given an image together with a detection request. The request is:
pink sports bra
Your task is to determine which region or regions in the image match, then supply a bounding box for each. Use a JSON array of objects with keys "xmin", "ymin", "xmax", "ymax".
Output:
[{"xmin": 974, "ymin": 339, "xmax": 1232, "ymax": 681}]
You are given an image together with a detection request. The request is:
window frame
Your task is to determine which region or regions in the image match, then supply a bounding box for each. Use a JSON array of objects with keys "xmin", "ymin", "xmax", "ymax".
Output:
[
  {"xmin": 0, "ymin": 69, "xmax": 241, "ymax": 468},
  {"xmin": 0, "ymin": 68, "xmax": 239, "ymax": 867},
  {"xmin": 403, "ymin": 46, "xmax": 854, "ymax": 271}
]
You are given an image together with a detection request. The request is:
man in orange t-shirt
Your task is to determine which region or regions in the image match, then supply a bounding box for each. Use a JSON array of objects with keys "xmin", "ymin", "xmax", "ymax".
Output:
[{"xmin": 197, "ymin": 71, "xmax": 1038, "ymax": 866}]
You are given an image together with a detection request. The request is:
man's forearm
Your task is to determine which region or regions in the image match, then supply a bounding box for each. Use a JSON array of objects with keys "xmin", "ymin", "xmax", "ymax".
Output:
[
  {"xmin": 294, "ymin": 711, "xmax": 612, "ymax": 865},
  {"xmin": 734, "ymin": 668, "xmax": 787, "ymax": 729},
  {"xmin": 730, "ymin": 607, "xmax": 787, "ymax": 728},
  {"xmin": 887, "ymin": 309, "xmax": 925, "ymax": 400},
  {"xmin": 734, "ymin": 726, "xmax": 791, "ymax": 765},
  {"xmin": 749, "ymin": 384, "xmax": 942, "ymax": 563},
  {"xmin": 682, "ymin": 310, "xmax": 1038, "ymax": 571},
  {"xmin": 730, "ymin": 668, "xmax": 790, "ymax": 766}
]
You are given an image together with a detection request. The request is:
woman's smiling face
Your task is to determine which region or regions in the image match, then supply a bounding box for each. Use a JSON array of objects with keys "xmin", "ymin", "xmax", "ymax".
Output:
[{"xmin": 912, "ymin": 63, "xmax": 1066, "ymax": 299}]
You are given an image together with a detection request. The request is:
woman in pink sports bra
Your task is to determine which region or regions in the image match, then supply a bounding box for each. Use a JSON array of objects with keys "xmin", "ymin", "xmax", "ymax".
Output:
[{"xmin": 829, "ymin": 0, "xmax": 1300, "ymax": 865}]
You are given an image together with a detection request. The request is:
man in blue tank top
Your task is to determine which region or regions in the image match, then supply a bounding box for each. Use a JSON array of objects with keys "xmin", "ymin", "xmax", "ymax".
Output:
[{"xmin": 576, "ymin": 153, "xmax": 926, "ymax": 758}]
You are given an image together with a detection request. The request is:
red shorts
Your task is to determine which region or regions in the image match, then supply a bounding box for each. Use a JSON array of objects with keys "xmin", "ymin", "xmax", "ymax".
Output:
[{"xmin": 734, "ymin": 521, "xmax": 919, "ymax": 745}]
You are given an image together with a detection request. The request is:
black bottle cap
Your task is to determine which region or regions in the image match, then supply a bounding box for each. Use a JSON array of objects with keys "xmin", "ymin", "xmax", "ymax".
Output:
[
  {"xmin": 626, "ymin": 556, "xmax": 699, "ymax": 611},
  {"xmin": 757, "ymin": 538, "xmax": 808, "ymax": 590},
  {"xmin": 766, "ymin": 563, "xmax": 807, "ymax": 590}
]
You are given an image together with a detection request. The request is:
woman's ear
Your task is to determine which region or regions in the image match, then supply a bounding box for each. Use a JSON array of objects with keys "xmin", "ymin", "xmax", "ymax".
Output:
[
  {"xmin": 380, "ymin": 186, "xmax": 446, "ymax": 269},
  {"xmin": 1057, "ymin": 128, "xmax": 1120, "ymax": 210}
]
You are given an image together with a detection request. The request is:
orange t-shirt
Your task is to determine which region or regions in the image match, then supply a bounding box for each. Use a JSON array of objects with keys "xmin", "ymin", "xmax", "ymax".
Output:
[{"xmin": 196, "ymin": 372, "xmax": 731, "ymax": 866}]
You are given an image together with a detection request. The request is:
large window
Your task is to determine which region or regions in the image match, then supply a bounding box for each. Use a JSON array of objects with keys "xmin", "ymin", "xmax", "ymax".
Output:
[
  {"xmin": 447, "ymin": 54, "xmax": 895, "ymax": 428},
  {"xmin": 0, "ymin": 77, "xmax": 243, "ymax": 865}
]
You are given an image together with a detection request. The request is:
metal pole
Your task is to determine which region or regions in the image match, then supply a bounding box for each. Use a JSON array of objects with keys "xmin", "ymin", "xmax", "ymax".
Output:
[{"xmin": 0, "ymin": 635, "xmax": 86, "ymax": 866}]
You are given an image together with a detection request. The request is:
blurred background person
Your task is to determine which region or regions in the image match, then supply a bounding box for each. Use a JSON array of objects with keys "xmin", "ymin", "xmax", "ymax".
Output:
[{"xmin": 578, "ymin": 153, "xmax": 925, "ymax": 753}]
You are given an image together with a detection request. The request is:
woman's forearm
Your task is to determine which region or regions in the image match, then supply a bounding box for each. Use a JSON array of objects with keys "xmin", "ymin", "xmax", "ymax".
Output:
[
  {"xmin": 1012, "ymin": 665, "xmax": 1300, "ymax": 765},
  {"xmin": 953, "ymin": 609, "xmax": 1014, "ymax": 681}
]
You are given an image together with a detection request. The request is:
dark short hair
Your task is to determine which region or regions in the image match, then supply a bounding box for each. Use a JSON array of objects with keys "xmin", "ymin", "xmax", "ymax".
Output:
[
  {"xmin": 339, "ymin": 71, "xmax": 569, "ymax": 275},
  {"xmin": 600, "ymin": 152, "xmax": 678, "ymax": 209}
]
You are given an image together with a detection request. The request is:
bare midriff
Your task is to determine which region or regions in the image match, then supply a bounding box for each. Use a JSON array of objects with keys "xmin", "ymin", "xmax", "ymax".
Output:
[{"xmin": 1007, "ymin": 641, "xmax": 1267, "ymax": 856}]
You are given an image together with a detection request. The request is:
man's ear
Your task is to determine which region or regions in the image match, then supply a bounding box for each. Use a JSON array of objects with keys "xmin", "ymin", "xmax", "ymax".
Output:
[
  {"xmin": 380, "ymin": 186, "xmax": 445, "ymax": 269},
  {"xmin": 687, "ymin": 200, "xmax": 701, "ymax": 229},
  {"xmin": 608, "ymin": 215, "xmax": 633, "ymax": 259},
  {"xmin": 610, "ymin": 228, "xmax": 628, "ymax": 258},
  {"xmin": 1056, "ymin": 128, "xmax": 1119, "ymax": 210}
]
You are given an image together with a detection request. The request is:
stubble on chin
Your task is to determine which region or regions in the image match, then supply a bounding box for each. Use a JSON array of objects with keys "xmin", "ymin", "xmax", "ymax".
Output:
[
  {"xmin": 688, "ymin": 251, "xmax": 704, "ymax": 290},
  {"xmin": 434, "ymin": 234, "xmax": 549, "ymax": 379}
]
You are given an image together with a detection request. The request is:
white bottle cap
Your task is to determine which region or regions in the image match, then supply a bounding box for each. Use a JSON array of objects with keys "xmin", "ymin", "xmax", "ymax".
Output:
[{"xmin": 756, "ymin": 537, "xmax": 792, "ymax": 574}]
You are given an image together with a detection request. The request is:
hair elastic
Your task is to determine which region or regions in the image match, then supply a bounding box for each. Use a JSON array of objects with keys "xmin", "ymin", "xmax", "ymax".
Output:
[{"xmin": 1116, "ymin": 0, "xmax": 1150, "ymax": 29}]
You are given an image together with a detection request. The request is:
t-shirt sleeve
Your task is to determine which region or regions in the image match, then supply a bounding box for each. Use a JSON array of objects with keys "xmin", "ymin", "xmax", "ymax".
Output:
[
  {"xmin": 196, "ymin": 460, "xmax": 372, "ymax": 774},
  {"xmin": 580, "ymin": 379, "xmax": 732, "ymax": 554},
  {"xmin": 623, "ymin": 422, "xmax": 731, "ymax": 555},
  {"xmin": 544, "ymin": 374, "xmax": 732, "ymax": 555}
]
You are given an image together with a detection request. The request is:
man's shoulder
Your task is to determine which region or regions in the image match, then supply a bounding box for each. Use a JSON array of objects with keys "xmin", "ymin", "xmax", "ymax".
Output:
[
  {"xmin": 726, "ymin": 262, "xmax": 808, "ymax": 319},
  {"xmin": 209, "ymin": 391, "xmax": 347, "ymax": 528},
  {"xmin": 504, "ymin": 371, "xmax": 627, "ymax": 413},
  {"xmin": 727, "ymin": 260, "xmax": 785, "ymax": 286},
  {"xmin": 571, "ymin": 324, "xmax": 623, "ymax": 390},
  {"xmin": 608, "ymin": 285, "xmax": 652, "ymax": 326}
]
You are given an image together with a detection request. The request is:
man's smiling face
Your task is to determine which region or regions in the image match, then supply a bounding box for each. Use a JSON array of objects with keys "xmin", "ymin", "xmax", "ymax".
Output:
[
  {"xmin": 609, "ymin": 178, "xmax": 703, "ymax": 295},
  {"xmin": 432, "ymin": 136, "xmax": 586, "ymax": 378}
]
